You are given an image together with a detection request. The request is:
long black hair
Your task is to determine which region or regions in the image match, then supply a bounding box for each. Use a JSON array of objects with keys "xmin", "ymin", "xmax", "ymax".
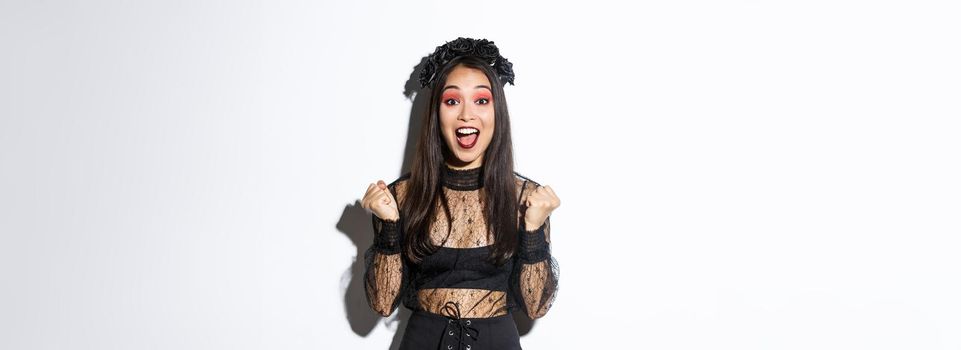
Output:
[{"xmin": 402, "ymin": 55, "xmax": 518, "ymax": 266}]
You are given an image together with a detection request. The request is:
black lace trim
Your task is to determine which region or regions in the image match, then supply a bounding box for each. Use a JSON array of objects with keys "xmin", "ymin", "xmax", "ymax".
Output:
[
  {"xmin": 443, "ymin": 165, "xmax": 484, "ymax": 191},
  {"xmin": 372, "ymin": 216, "xmax": 402, "ymax": 254},
  {"xmin": 519, "ymin": 221, "xmax": 549, "ymax": 263}
]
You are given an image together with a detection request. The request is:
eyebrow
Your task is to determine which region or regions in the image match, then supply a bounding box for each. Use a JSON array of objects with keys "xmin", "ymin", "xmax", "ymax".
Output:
[{"xmin": 442, "ymin": 85, "xmax": 492, "ymax": 92}]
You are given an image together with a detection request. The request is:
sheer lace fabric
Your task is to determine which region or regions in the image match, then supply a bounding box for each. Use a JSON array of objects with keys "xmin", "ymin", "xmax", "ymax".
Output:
[{"xmin": 363, "ymin": 166, "xmax": 559, "ymax": 319}]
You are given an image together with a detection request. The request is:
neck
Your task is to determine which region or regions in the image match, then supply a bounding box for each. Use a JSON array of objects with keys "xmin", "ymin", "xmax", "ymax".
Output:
[
  {"xmin": 443, "ymin": 163, "xmax": 484, "ymax": 191},
  {"xmin": 444, "ymin": 156, "xmax": 483, "ymax": 170}
]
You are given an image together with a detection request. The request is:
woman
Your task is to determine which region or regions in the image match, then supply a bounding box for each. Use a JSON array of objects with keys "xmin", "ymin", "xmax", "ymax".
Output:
[{"xmin": 360, "ymin": 37, "xmax": 560, "ymax": 350}]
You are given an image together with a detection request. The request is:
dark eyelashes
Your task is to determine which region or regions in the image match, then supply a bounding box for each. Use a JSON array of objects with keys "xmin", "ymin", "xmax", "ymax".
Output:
[{"xmin": 443, "ymin": 98, "xmax": 491, "ymax": 106}]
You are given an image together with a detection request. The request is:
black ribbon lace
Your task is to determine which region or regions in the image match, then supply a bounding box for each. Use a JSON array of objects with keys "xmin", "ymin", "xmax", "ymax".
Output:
[
  {"xmin": 441, "ymin": 301, "xmax": 480, "ymax": 350},
  {"xmin": 443, "ymin": 165, "xmax": 483, "ymax": 191}
]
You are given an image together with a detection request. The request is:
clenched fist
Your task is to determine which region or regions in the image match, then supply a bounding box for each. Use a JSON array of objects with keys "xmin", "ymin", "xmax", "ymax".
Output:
[
  {"xmin": 362, "ymin": 180, "xmax": 400, "ymax": 222},
  {"xmin": 524, "ymin": 185, "xmax": 560, "ymax": 231}
]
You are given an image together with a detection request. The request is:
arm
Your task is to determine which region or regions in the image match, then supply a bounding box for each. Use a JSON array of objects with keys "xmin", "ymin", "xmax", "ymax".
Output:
[
  {"xmin": 511, "ymin": 178, "xmax": 560, "ymax": 319},
  {"xmin": 516, "ymin": 216, "xmax": 559, "ymax": 319},
  {"xmin": 363, "ymin": 183, "xmax": 407, "ymax": 317}
]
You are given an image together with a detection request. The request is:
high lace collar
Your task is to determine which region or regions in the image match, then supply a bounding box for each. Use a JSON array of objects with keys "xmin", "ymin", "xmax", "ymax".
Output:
[{"xmin": 443, "ymin": 164, "xmax": 484, "ymax": 191}]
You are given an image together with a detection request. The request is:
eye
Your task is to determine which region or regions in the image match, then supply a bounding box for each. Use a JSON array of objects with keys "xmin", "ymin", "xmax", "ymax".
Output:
[
  {"xmin": 475, "ymin": 98, "xmax": 490, "ymax": 105},
  {"xmin": 443, "ymin": 98, "xmax": 460, "ymax": 106}
]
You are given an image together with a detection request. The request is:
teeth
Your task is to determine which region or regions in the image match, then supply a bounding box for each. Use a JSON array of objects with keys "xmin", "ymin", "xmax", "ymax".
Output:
[{"xmin": 456, "ymin": 128, "xmax": 478, "ymax": 135}]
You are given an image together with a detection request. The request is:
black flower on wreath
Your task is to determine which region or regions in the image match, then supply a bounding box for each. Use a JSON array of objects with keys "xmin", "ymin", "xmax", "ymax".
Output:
[{"xmin": 418, "ymin": 37, "xmax": 516, "ymax": 88}]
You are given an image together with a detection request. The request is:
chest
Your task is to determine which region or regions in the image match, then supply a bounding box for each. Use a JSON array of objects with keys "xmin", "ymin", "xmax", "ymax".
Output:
[{"xmin": 428, "ymin": 190, "xmax": 491, "ymax": 249}]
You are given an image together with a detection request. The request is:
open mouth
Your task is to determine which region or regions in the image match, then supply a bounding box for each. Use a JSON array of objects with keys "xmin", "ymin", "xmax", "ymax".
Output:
[{"xmin": 455, "ymin": 127, "xmax": 479, "ymax": 149}]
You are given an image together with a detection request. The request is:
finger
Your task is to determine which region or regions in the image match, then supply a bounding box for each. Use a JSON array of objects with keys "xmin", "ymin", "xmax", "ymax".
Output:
[
  {"xmin": 362, "ymin": 183, "xmax": 377, "ymax": 208},
  {"xmin": 543, "ymin": 185, "xmax": 558, "ymax": 199},
  {"xmin": 531, "ymin": 187, "xmax": 548, "ymax": 202},
  {"xmin": 368, "ymin": 186, "xmax": 385, "ymax": 201},
  {"xmin": 373, "ymin": 188, "xmax": 387, "ymax": 202},
  {"xmin": 364, "ymin": 183, "xmax": 378, "ymax": 198},
  {"xmin": 527, "ymin": 195, "xmax": 544, "ymax": 208},
  {"xmin": 526, "ymin": 186, "xmax": 540, "ymax": 202},
  {"xmin": 543, "ymin": 186, "xmax": 560, "ymax": 207},
  {"xmin": 377, "ymin": 180, "xmax": 387, "ymax": 190}
]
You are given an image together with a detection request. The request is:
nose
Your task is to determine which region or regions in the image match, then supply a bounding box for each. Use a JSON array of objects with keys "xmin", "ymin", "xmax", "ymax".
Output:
[{"xmin": 458, "ymin": 104, "xmax": 478, "ymax": 121}]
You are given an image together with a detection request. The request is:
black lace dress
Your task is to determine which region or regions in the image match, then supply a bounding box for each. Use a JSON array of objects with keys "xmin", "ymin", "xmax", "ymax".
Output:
[{"xmin": 363, "ymin": 165, "xmax": 559, "ymax": 350}]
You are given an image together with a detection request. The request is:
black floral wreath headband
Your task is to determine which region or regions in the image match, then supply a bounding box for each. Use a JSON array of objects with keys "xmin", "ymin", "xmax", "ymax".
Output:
[{"xmin": 418, "ymin": 37, "xmax": 516, "ymax": 89}]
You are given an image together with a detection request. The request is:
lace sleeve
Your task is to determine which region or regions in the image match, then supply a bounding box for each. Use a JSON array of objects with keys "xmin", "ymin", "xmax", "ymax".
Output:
[
  {"xmin": 363, "ymin": 181, "xmax": 409, "ymax": 317},
  {"xmin": 512, "ymin": 180, "xmax": 560, "ymax": 319}
]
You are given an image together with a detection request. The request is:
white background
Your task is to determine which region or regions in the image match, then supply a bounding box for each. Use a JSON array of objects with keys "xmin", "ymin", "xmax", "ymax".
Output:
[{"xmin": 2, "ymin": 1, "xmax": 960, "ymax": 349}]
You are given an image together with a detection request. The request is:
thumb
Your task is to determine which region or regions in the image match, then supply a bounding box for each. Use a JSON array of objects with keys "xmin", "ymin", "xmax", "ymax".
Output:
[{"xmin": 382, "ymin": 188, "xmax": 396, "ymax": 204}]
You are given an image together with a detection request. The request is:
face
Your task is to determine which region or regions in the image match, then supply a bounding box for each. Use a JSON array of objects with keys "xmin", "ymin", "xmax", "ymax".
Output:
[{"xmin": 439, "ymin": 64, "xmax": 496, "ymax": 169}]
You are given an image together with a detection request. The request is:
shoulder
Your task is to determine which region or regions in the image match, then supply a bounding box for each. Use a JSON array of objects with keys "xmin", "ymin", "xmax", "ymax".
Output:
[
  {"xmin": 387, "ymin": 172, "xmax": 411, "ymax": 187},
  {"xmin": 513, "ymin": 171, "xmax": 542, "ymax": 199},
  {"xmin": 513, "ymin": 170, "xmax": 542, "ymax": 187},
  {"xmin": 386, "ymin": 172, "xmax": 412, "ymax": 199}
]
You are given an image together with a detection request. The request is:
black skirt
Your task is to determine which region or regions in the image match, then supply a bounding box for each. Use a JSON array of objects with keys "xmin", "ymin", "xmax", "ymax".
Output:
[{"xmin": 399, "ymin": 309, "xmax": 522, "ymax": 350}]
